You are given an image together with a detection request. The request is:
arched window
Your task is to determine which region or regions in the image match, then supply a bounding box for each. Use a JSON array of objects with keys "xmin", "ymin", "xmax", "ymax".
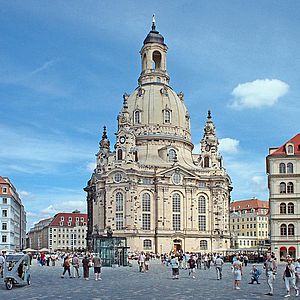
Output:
[
  {"xmin": 287, "ymin": 182, "xmax": 294, "ymax": 194},
  {"xmin": 287, "ymin": 163, "xmax": 293, "ymax": 174},
  {"xmin": 287, "ymin": 203, "xmax": 294, "ymax": 214},
  {"xmin": 287, "ymin": 145, "xmax": 294, "ymax": 154},
  {"xmin": 172, "ymin": 193, "xmax": 181, "ymax": 231},
  {"xmin": 280, "ymin": 182, "xmax": 286, "ymax": 194},
  {"xmin": 142, "ymin": 53, "xmax": 147, "ymax": 71},
  {"xmin": 168, "ymin": 149, "xmax": 177, "ymax": 162},
  {"xmin": 115, "ymin": 192, "xmax": 124, "ymax": 230},
  {"xmin": 288, "ymin": 224, "xmax": 295, "ymax": 236},
  {"xmin": 143, "ymin": 239, "xmax": 152, "ymax": 250},
  {"xmin": 164, "ymin": 110, "xmax": 171, "ymax": 124},
  {"xmin": 134, "ymin": 110, "xmax": 141, "ymax": 124},
  {"xmin": 280, "ymin": 224, "xmax": 287, "ymax": 236},
  {"xmin": 204, "ymin": 156, "xmax": 210, "ymax": 168},
  {"xmin": 279, "ymin": 163, "xmax": 286, "ymax": 173},
  {"xmin": 280, "ymin": 203, "xmax": 286, "ymax": 214},
  {"xmin": 142, "ymin": 193, "xmax": 151, "ymax": 212},
  {"xmin": 199, "ymin": 240, "xmax": 208, "ymax": 250},
  {"xmin": 152, "ymin": 51, "xmax": 161, "ymax": 69},
  {"xmin": 198, "ymin": 196, "xmax": 206, "ymax": 214},
  {"xmin": 117, "ymin": 149, "xmax": 122, "ymax": 161},
  {"xmin": 116, "ymin": 192, "xmax": 123, "ymax": 212}
]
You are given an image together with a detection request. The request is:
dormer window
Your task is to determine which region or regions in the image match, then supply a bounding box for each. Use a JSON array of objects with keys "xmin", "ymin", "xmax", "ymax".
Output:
[
  {"xmin": 163, "ymin": 109, "xmax": 171, "ymax": 124},
  {"xmin": 134, "ymin": 110, "xmax": 141, "ymax": 124},
  {"xmin": 168, "ymin": 149, "xmax": 177, "ymax": 162},
  {"xmin": 287, "ymin": 144, "xmax": 294, "ymax": 155}
]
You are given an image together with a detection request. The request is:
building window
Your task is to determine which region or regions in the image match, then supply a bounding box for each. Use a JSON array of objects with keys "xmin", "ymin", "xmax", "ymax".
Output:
[
  {"xmin": 143, "ymin": 239, "xmax": 152, "ymax": 250},
  {"xmin": 198, "ymin": 215, "xmax": 206, "ymax": 231},
  {"xmin": 2, "ymin": 187, "xmax": 7, "ymax": 193},
  {"xmin": 2, "ymin": 223, "xmax": 7, "ymax": 230},
  {"xmin": 199, "ymin": 240, "xmax": 208, "ymax": 250},
  {"xmin": 204, "ymin": 156, "xmax": 210, "ymax": 168},
  {"xmin": 287, "ymin": 145, "xmax": 294, "ymax": 154},
  {"xmin": 2, "ymin": 210, "xmax": 7, "ymax": 217},
  {"xmin": 168, "ymin": 149, "xmax": 177, "ymax": 162},
  {"xmin": 142, "ymin": 193, "xmax": 151, "ymax": 212},
  {"xmin": 2, "ymin": 198, "xmax": 7, "ymax": 204},
  {"xmin": 172, "ymin": 214, "xmax": 181, "ymax": 231},
  {"xmin": 114, "ymin": 173, "xmax": 122, "ymax": 183},
  {"xmin": 198, "ymin": 196, "xmax": 206, "ymax": 214},
  {"xmin": 279, "ymin": 163, "xmax": 286, "ymax": 173},
  {"xmin": 142, "ymin": 214, "xmax": 151, "ymax": 230},
  {"xmin": 172, "ymin": 193, "xmax": 180, "ymax": 212},
  {"xmin": 287, "ymin": 202, "xmax": 294, "ymax": 214},
  {"xmin": 287, "ymin": 163, "xmax": 293, "ymax": 174},
  {"xmin": 134, "ymin": 110, "xmax": 141, "ymax": 124},
  {"xmin": 199, "ymin": 181, "xmax": 206, "ymax": 188},
  {"xmin": 2, "ymin": 236, "xmax": 7, "ymax": 243},
  {"xmin": 116, "ymin": 213, "xmax": 123, "ymax": 230},
  {"xmin": 115, "ymin": 192, "xmax": 123, "ymax": 212},
  {"xmin": 280, "ymin": 203, "xmax": 286, "ymax": 214},
  {"xmin": 117, "ymin": 149, "xmax": 123, "ymax": 161},
  {"xmin": 172, "ymin": 173, "xmax": 182, "ymax": 185},
  {"xmin": 163, "ymin": 110, "xmax": 171, "ymax": 124},
  {"xmin": 287, "ymin": 182, "xmax": 294, "ymax": 194},
  {"xmin": 280, "ymin": 224, "xmax": 287, "ymax": 236},
  {"xmin": 288, "ymin": 224, "xmax": 295, "ymax": 236},
  {"xmin": 280, "ymin": 182, "xmax": 286, "ymax": 194}
]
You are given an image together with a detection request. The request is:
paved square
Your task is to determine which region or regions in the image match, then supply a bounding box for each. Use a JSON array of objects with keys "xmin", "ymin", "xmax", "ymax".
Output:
[{"xmin": 0, "ymin": 260, "xmax": 296, "ymax": 299}]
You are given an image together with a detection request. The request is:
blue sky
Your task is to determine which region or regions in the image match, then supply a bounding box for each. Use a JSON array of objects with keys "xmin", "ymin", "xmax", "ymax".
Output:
[{"xmin": 1, "ymin": 1, "xmax": 300, "ymax": 229}]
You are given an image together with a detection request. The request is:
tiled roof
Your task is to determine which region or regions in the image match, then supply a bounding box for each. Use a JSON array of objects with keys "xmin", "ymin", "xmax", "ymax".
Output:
[
  {"xmin": 0, "ymin": 176, "xmax": 8, "ymax": 184},
  {"xmin": 269, "ymin": 133, "xmax": 300, "ymax": 156},
  {"xmin": 230, "ymin": 199, "xmax": 269, "ymax": 211},
  {"xmin": 49, "ymin": 212, "xmax": 87, "ymax": 227}
]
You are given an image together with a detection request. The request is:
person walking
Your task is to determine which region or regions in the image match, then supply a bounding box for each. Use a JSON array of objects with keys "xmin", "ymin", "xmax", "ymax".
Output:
[
  {"xmin": 82, "ymin": 255, "xmax": 90, "ymax": 280},
  {"xmin": 295, "ymin": 257, "xmax": 300, "ymax": 289},
  {"xmin": 92, "ymin": 254, "xmax": 102, "ymax": 281},
  {"xmin": 138, "ymin": 252, "xmax": 145, "ymax": 273},
  {"xmin": 215, "ymin": 255, "xmax": 224, "ymax": 280},
  {"xmin": 264, "ymin": 253, "xmax": 277, "ymax": 296},
  {"xmin": 283, "ymin": 258, "xmax": 299, "ymax": 298},
  {"xmin": 61, "ymin": 255, "xmax": 72, "ymax": 278},
  {"xmin": 233, "ymin": 256, "xmax": 243, "ymax": 290},
  {"xmin": 188, "ymin": 255, "xmax": 196, "ymax": 278},
  {"xmin": 72, "ymin": 254, "xmax": 80, "ymax": 278},
  {"xmin": 248, "ymin": 265, "xmax": 261, "ymax": 284},
  {"xmin": 0, "ymin": 252, "xmax": 5, "ymax": 278},
  {"xmin": 170, "ymin": 256, "xmax": 179, "ymax": 279},
  {"xmin": 144, "ymin": 253, "xmax": 150, "ymax": 272}
]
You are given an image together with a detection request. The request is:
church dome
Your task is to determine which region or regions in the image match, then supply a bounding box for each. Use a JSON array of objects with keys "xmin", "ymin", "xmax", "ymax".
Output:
[
  {"xmin": 126, "ymin": 84, "xmax": 192, "ymax": 144},
  {"xmin": 143, "ymin": 30, "xmax": 165, "ymax": 46}
]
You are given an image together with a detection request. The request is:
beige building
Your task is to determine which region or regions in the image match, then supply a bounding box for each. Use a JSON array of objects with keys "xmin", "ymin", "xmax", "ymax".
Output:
[
  {"xmin": 27, "ymin": 211, "xmax": 87, "ymax": 252},
  {"xmin": 266, "ymin": 133, "xmax": 300, "ymax": 260},
  {"xmin": 85, "ymin": 18, "xmax": 232, "ymax": 254},
  {"xmin": 230, "ymin": 199, "xmax": 269, "ymax": 250}
]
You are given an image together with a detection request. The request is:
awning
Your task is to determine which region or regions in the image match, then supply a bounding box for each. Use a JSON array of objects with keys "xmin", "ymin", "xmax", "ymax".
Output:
[
  {"xmin": 288, "ymin": 246, "xmax": 296, "ymax": 251},
  {"xmin": 280, "ymin": 246, "xmax": 287, "ymax": 251}
]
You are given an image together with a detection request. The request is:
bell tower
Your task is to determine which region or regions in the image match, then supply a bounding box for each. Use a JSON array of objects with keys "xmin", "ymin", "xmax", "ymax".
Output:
[{"xmin": 138, "ymin": 15, "xmax": 170, "ymax": 86}]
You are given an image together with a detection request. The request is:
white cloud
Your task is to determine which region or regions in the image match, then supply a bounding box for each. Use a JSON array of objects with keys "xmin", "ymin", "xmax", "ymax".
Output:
[
  {"xmin": 219, "ymin": 138, "xmax": 239, "ymax": 154},
  {"xmin": 41, "ymin": 205, "xmax": 57, "ymax": 215},
  {"xmin": 230, "ymin": 79, "xmax": 289, "ymax": 109},
  {"xmin": 86, "ymin": 162, "xmax": 96, "ymax": 172},
  {"xmin": 251, "ymin": 175, "xmax": 268, "ymax": 194},
  {"xmin": 19, "ymin": 190, "xmax": 32, "ymax": 197}
]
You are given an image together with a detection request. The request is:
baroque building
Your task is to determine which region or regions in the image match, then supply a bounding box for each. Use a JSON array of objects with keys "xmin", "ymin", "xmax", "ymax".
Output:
[
  {"xmin": 85, "ymin": 18, "xmax": 232, "ymax": 254},
  {"xmin": 266, "ymin": 133, "xmax": 300, "ymax": 261}
]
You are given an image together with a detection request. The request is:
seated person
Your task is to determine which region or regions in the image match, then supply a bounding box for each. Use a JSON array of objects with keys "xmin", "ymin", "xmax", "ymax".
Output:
[{"xmin": 248, "ymin": 264, "xmax": 261, "ymax": 284}]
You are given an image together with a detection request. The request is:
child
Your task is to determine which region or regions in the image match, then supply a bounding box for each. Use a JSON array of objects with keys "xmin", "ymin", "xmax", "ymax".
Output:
[
  {"xmin": 248, "ymin": 265, "xmax": 261, "ymax": 284},
  {"xmin": 170, "ymin": 256, "xmax": 179, "ymax": 280}
]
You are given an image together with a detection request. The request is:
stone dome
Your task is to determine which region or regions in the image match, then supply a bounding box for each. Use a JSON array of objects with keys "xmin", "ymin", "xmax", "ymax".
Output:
[
  {"xmin": 127, "ymin": 84, "xmax": 192, "ymax": 145},
  {"xmin": 143, "ymin": 30, "xmax": 165, "ymax": 46}
]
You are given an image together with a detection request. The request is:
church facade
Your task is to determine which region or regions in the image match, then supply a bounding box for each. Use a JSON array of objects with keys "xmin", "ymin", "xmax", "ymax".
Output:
[{"xmin": 85, "ymin": 19, "xmax": 232, "ymax": 254}]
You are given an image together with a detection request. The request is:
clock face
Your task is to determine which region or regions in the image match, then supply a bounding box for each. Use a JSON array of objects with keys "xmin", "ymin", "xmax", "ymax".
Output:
[{"xmin": 120, "ymin": 136, "xmax": 125, "ymax": 144}]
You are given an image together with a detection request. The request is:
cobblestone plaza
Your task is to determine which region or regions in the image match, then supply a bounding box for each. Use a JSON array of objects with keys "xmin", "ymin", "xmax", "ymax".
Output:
[{"xmin": 0, "ymin": 261, "xmax": 294, "ymax": 300}]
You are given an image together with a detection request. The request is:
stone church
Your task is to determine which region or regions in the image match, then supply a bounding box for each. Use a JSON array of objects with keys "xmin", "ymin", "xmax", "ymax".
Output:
[{"xmin": 85, "ymin": 18, "xmax": 232, "ymax": 254}]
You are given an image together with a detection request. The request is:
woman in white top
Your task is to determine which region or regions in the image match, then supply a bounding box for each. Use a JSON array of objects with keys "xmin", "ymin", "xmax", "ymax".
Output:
[{"xmin": 233, "ymin": 257, "xmax": 243, "ymax": 290}]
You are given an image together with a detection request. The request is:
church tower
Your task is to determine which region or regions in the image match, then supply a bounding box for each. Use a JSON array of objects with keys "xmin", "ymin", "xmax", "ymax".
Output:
[{"xmin": 85, "ymin": 17, "xmax": 232, "ymax": 254}]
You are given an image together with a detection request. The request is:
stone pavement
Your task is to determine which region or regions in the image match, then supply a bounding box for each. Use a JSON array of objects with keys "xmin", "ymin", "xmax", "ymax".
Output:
[{"xmin": 0, "ymin": 260, "xmax": 297, "ymax": 300}]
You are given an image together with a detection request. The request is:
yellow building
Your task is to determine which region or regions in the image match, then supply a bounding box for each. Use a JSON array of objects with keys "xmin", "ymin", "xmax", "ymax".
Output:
[{"xmin": 230, "ymin": 199, "xmax": 269, "ymax": 249}]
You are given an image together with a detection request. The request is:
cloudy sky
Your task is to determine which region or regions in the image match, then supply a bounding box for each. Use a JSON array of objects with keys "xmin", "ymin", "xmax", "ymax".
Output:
[{"xmin": 1, "ymin": 1, "xmax": 299, "ymax": 229}]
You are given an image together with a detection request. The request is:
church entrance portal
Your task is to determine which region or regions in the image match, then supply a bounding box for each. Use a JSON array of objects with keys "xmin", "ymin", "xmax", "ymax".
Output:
[{"xmin": 173, "ymin": 239, "xmax": 182, "ymax": 253}]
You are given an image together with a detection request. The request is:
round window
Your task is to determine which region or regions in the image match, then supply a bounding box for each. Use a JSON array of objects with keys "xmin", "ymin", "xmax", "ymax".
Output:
[
  {"xmin": 173, "ymin": 173, "xmax": 182, "ymax": 185},
  {"xmin": 114, "ymin": 173, "xmax": 122, "ymax": 183}
]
